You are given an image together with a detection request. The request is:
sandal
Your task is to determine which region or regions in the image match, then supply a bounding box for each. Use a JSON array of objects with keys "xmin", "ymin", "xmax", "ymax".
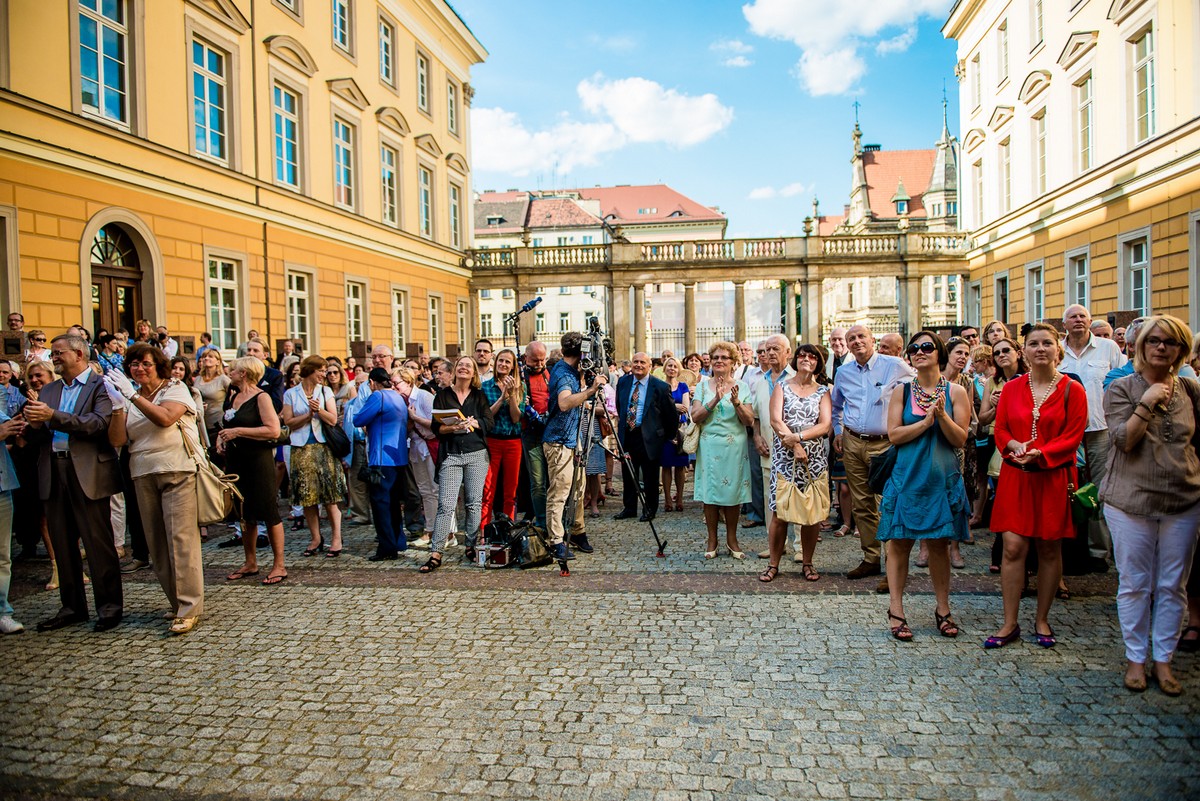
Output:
[
  {"xmin": 226, "ymin": 567, "xmax": 260, "ymax": 581},
  {"xmin": 302, "ymin": 539, "xmax": 325, "ymax": 557},
  {"xmin": 419, "ymin": 554, "xmax": 443, "ymax": 573},
  {"xmin": 801, "ymin": 563, "xmax": 820, "ymax": 582},
  {"xmin": 758, "ymin": 565, "xmax": 779, "ymax": 583},
  {"xmin": 888, "ymin": 611, "xmax": 913, "ymax": 642},
  {"xmin": 1056, "ymin": 585, "xmax": 1070, "ymax": 601},
  {"xmin": 261, "ymin": 572, "xmax": 287, "ymax": 586},
  {"xmin": 915, "ymin": 554, "xmax": 929, "ymax": 568},
  {"xmin": 833, "ymin": 525, "xmax": 850, "ymax": 538},
  {"xmin": 935, "ymin": 610, "xmax": 960, "ymax": 638}
]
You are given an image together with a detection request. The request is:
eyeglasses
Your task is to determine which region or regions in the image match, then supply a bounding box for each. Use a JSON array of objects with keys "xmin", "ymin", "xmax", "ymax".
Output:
[
  {"xmin": 709, "ymin": 354, "xmax": 731, "ymax": 361},
  {"xmin": 795, "ymin": 352, "xmax": 818, "ymax": 361},
  {"xmin": 906, "ymin": 342, "xmax": 938, "ymax": 355},
  {"xmin": 31, "ymin": 337, "xmax": 46, "ymax": 343},
  {"xmin": 1145, "ymin": 336, "xmax": 1183, "ymax": 349},
  {"xmin": 993, "ymin": 347, "xmax": 1014, "ymax": 355}
]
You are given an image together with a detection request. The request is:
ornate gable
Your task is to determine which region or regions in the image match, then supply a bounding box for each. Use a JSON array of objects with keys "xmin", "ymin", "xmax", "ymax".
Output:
[
  {"xmin": 415, "ymin": 134, "xmax": 443, "ymax": 158},
  {"xmin": 445, "ymin": 152, "xmax": 468, "ymax": 174},
  {"xmin": 1018, "ymin": 70, "xmax": 1052, "ymax": 105},
  {"xmin": 1058, "ymin": 31, "xmax": 1099, "ymax": 71},
  {"xmin": 962, "ymin": 128, "xmax": 987, "ymax": 154},
  {"xmin": 1108, "ymin": 0, "xmax": 1151, "ymax": 24},
  {"xmin": 987, "ymin": 106, "xmax": 1014, "ymax": 132},
  {"xmin": 185, "ymin": 0, "xmax": 250, "ymax": 34},
  {"xmin": 327, "ymin": 78, "xmax": 369, "ymax": 111},
  {"xmin": 264, "ymin": 35, "xmax": 317, "ymax": 77},
  {"xmin": 376, "ymin": 107, "xmax": 410, "ymax": 137}
]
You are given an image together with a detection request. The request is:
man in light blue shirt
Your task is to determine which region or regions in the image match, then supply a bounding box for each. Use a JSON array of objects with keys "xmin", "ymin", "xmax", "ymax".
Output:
[{"xmin": 831, "ymin": 325, "xmax": 914, "ymax": 583}]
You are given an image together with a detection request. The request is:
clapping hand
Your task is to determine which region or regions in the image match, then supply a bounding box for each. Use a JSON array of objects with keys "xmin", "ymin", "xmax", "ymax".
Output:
[
  {"xmin": 105, "ymin": 370, "xmax": 136, "ymax": 399},
  {"xmin": 729, "ymin": 384, "xmax": 740, "ymax": 405},
  {"xmin": 931, "ymin": 393, "xmax": 946, "ymax": 421},
  {"xmin": 0, "ymin": 418, "xmax": 25, "ymax": 440},
  {"xmin": 101, "ymin": 374, "xmax": 129, "ymax": 410},
  {"xmin": 22, "ymin": 399, "xmax": 51, "ymax": 424}
]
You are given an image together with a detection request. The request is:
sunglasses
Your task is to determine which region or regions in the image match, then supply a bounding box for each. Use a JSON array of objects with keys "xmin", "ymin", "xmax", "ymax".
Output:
[
  {"xmin": 994, "ymin": 347, "xmax": 1014, "ymax": 355},
  {"xmin": 906, "ymin": 342, "xmax": 938, "ymax": 355},
  {"xmin": 31, "ymin": 337, "xmax": 46, "ymax": 343}
]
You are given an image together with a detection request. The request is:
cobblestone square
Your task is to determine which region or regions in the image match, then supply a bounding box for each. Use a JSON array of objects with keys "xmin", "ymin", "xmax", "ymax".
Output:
[{"xmin": 2, "ymin": 509, "xmax": 1197, "ymax": 801}]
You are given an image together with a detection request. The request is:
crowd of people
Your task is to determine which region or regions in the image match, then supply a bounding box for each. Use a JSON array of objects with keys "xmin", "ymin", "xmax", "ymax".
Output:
[{"xmin": 0, "ymin": 305, "xmax": 1197, "ymax": 695}]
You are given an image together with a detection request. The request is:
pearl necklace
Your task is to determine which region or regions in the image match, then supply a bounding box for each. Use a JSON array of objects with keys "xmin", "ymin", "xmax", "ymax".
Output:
[
  {"xmin": 1028, "ymin": 372, "xmax": 1061, "ymax": 441},
  {"xmin": 911, "ymin": 377, "xmax": 946, "ymax": 412}
]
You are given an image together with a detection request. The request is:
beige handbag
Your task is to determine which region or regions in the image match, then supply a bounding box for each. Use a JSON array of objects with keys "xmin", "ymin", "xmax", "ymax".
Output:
[
  {"xmin": 775, "ymin": 456, "xmax": 830, "ymax": 526},
  {"xmin": 178, "ymin": 422, "xmax": 243, "ymax": 526}
]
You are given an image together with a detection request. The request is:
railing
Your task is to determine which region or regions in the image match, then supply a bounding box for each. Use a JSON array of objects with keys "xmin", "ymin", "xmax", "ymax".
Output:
[
  {"xmin": 822, "ymin": 234, "xmax": 898, "ymax": 256},
  {"xmin": 917, "ymin": 234, "xmax": 969, "ymax": 254},
  {"xmin": 531, "ymin": 244, "xmax": 609, "ymax": 267},
  {"xmin": 472, "ymin": 249, "xmax": 515, "ymax": 267},
  {"xmin": 743, "ymin": 239, "xmax": 785, "ymax": 259}
]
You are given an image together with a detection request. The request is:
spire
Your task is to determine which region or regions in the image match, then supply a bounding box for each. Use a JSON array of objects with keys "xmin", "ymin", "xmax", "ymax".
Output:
[
  {"xmin": 890, "ymin": 179, "xmax": 910, "ymax": 204},
  {"xmin": 939, "ymin": 82, "xmax": 951, "ymax": 145}
]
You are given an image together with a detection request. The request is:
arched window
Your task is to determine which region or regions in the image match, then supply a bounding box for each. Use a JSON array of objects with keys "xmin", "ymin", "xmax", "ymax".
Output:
[{"xmin": 90, "ymin": 224, "xmax": 143, "ymax": 335}]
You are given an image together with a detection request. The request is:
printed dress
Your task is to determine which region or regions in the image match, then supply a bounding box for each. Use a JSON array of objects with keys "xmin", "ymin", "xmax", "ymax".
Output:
[{"xmin": 769, "ymin": 383, "xmax": 829, "ymax": 512}]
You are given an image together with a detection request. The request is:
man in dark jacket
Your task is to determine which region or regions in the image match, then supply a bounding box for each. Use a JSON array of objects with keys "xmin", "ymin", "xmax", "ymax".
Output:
[{"xmin": 613, "ymin": 352, "xmax": 679, "ymax": 522}]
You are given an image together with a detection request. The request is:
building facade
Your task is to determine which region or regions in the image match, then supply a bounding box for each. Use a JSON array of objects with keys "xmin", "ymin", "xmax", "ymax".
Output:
[
  {"xmin": 0, "ymin": 0, "xmax": 485, "ymax": 359},
  {"xmin": 945, "ymin": 0, "xmax": 1200, "ymax": 330}
]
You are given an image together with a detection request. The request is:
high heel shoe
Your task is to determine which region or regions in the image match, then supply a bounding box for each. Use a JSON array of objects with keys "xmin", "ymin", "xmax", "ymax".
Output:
[
  {"xmin": 302, "ymin": 537, "xmax": 325, "ymax": 557},
  {"xmin": 727, "ymin": 546, "xmax": 746, "ymax": 560},
  {"xmin": 704, "ymin": 549, "xmax": 718, "ymax": 559}
]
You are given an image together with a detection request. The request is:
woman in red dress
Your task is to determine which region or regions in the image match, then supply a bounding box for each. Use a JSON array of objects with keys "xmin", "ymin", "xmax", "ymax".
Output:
[{"xmin": 985, "ymin": 324, "xmax": 1087, "ymax": 649}]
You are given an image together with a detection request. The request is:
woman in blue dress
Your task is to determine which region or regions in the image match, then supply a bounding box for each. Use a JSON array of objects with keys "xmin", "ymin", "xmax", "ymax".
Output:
[
  {"xmin": 659, "ymin": 357, "xmax": 691, "ymax": 511},
  {"xmin": 878, "ymin": 331, "xmax": 971, "ymax": 641}
]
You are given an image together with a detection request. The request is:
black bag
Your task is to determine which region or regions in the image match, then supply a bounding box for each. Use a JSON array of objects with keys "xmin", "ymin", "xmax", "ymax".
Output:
[
  {"xmin": 513, "ymin": 522, "xmax": 553, "ymax": 569},
  {"xmin": 867, "ymin": 447, "xmax": 896, "ymax": 495},
  {"xmin": 322, "ymin": 421, "xmax": 352, "ymax": 459},
  {"xmin": 358, "ymin": 465, "xmax": 384, "ymax": 486}
]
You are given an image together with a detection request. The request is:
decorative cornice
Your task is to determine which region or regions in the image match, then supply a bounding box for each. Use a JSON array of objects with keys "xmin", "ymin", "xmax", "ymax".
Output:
[
  {"xmin": 1108, "ymin": 0, "xmax": 1150, "ymax": 25},
  {"xmin": 415, "ymin": 133, "xmax": 443, "ymax": 158},
  {"xmin": 376, "ymin": 107, "xmax": 410, "ymax": 137},
  {"xmin": 962, "ymin": 128, "xmax": 987, "ymax": 154},
  {"xmin": 185, "ymin": 0, "xmax": 250, "ymax": 35},
  {"xmin": 1018, "ymin": 70, "xmax": 1052, "ymax": 105},
  {"xmin": 445, "ymin": 152, "xmax": 468, "ymax": 174},
  {"xmin": 326, "ymin": 78, "xmax": 369, "ymax": 111},
  {"xmin": 987, "ymin": 106, "xmax": 1014, "ymax": 132},
  {"xmin": 1057, "ymin": 31, "xmax": 1099, "ymax": 71},
  {"xmin": 463, "ymin": 83, "xmax": 475, "ymax": 107},
  {"xmin": 264, "ymin": 35, "xmax": 317, "ymax": 77}
]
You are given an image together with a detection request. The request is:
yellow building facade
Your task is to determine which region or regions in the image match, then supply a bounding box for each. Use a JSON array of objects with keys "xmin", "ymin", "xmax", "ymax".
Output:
[
  {"xmin": 945, "ymin": 0, "xmax": 1200, "ymax": 332},
  {"xmin": 0, "ymin": 0, "xmax": 485, "ymax": 358}
]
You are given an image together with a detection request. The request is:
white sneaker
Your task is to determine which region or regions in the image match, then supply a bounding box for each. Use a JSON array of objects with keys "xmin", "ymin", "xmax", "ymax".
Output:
[
  {"xmin": 445, "ymin": 535, "xmax": 459, "ymax": 548},
  {"xmin": 0, "ymin": 615, "xmax": 25, "ymax": 634}
]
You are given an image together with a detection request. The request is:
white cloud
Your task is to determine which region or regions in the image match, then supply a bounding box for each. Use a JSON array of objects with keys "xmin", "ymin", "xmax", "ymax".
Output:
[
  {"xmin": 723, "ymin": 55, "xmax": 753, "ymax": 68},
  {"xmin": 472, "ymin": 76, "xmax": 734, "ymax": 177},
  {"xmin": 588, "ymin": 34, "xmax": 637, "ymax": 52},
  {"xmin": 712, "ymin": 38, "xmax": 755, "ymax": 55},
  {"xmin": 748, "ymin": 181, "xmax": 807, "ymax": 200},
  {"xmin": 743, "ymin": 0, "xmax": 952, "ymax": 95}
]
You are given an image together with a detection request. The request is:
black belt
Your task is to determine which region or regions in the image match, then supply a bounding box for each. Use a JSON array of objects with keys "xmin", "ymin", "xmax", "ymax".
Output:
[
  {"xmin": 845, "ymin": 428, "xmax": 888, "ymax": 443},
  {"xmin": 52, "ymin": 451, "xmax": 70, "ymax": 460}
]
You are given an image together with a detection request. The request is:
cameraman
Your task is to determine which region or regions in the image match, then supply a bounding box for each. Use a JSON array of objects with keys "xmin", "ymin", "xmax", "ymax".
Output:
[{"xmin": 543, "ymin": 331, "xmax": 607, "ymax": 560}]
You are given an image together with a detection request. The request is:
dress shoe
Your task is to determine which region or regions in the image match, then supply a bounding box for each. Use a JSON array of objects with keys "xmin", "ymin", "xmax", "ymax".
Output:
[
  {"xmin": 411, "ymin": 535, "xmax": 432, "ymax": 550},
  {"xmin": 846, "ymin": 560, "xmax": 882, "ymax": 579},
  {"xmin": 613, "ymin": 510, "xmax": 637, "ymax": 520},
  {"xmin": 120, "ymin": 558, "xmax": 150, "ymax": 574},
  {"xmin": 36, "ymin": 613, "xmax": 88, "ymax": 632},
  {"xmin": 216, "ymin": 535, "xmax": 243, "ymax": 549},
  {"xmin": 169, "ymin": 617, "xmax": 198, "ymax": 635},
  {"xmin": 256, "ymin": 535, "xmax": 269, "ymax": 548},
  {"xmin": 367, "ymin": 553, "xmax": 399, "ymax": 562},
  {"xmin": 876, "ymin": 577, "xmax": 889, "ymax": 594},
  {"xmin": 638, "ymin": 513, "xmax": 654, "ymax": 523},
  {"xmin": 93, "ymin": 616, "xmax": 122, "ymax": 633},
  {"xmin": 571, "ymin": 534, "xmax": 594, "ymax": 554}
]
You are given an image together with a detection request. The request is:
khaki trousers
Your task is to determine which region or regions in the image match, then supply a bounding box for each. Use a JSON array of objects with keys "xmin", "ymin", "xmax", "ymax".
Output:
[
  {"xmin": 346, "ymin": 440, "xmax": 372, "ymax": 522},
  {"xmin": 135, "ymin": 471, "xmax": 204, "ymax": 619},
  {"xmin": 841, "ymin": 432, "xmax": 890, "ymax": 565},
  {"xmin": 544, "ymin": 442, "xmax": 583, "ymax": 546}
]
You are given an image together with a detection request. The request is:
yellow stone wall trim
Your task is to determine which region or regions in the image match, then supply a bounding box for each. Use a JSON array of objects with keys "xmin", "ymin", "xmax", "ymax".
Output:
[
  {"xmin": 184, "ymin": 0, "xmax": 250, "ymax": 35},
  {"xmin": 263, "ymin": 34, "xmax": 317, "ymax": 77}
]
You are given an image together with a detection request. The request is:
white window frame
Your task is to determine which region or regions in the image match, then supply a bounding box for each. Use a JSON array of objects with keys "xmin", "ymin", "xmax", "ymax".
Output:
[
  {"xmin": 332, "ymin": 114, "xmax": 358, "ymax": 211},
  {"xmin": 1032, "ymin": 110, "xmax": 1047, "ymax": 197},
  {"xmin": 559, "ymin": 311, "xmax": 570, "ymax": 333},
  {"xmin": 378, "ymin": 13, "xmax": 396, "ymax": 88},
  {"xmin": 998, "ymin": 138, "xmax": 1011, "ymax": 214},
  {"xmin": 332, "ymin": 0, "xmax": 354, "ymax": 57},
  {"xmin": 189, "ymin": 36, "xmax": 229, "ymax": 164},
  {"xmin": 967, "ymin": 279, "xmax": 982, "ymax": 327},
  {"xmin": 448, "ymin": 181, "xmax": 463, "ymax": 248},
  {"xmin": 75, "ymin": 0, "xmax": 143, "ymax": 132},
  {"xmin": 447, "ymin": 79, "xmax": 459, "ymax": 136},
  {"xmin": 204, "ymin": 247, "xmax": 249, "ymax": 356},
  {"xmin": 380, "ymin": 141, "xmax": 400, "ymax": 227},
  {"xmin": 971, "ymin": 53, "xmax": 981, "ymax": 111},
  {"xmin": 535, "ymin": 312, "xmax": 545, "ymax": 335},
  {"xmin": 417, "ymin": 162, "xmax": 434, "ymax": 239},
  {"xmin": 345, "ymin": 278, "xmax": 367, "ymax": 346},
  {"xmin": 270, "ymin": 73, "xmax": 307, "ymax": 193},
  {"xmin": 427, "ymin": 293, "xmax": 442, "ymax": 354},
  {"xmin": 1065, "ymin": 245, "xmax": 1090, "ymax": 309},
  {"xmin": 416, "ymin": 49, "xmax": 430, "ymax": 115},
  {"xmin": 997, "ymin": 20, "xmax": 1009, "ymax": 85},
  {"xmin": 1131, "ymin": 26, "xmax": 1156, "ymax": 145},
  {"xmin": 479, "ymin": 313, "xmax": 493, "ymax": 339},
  {"xmin": 285, "ymin": 265, "xmax": 317, "ymax": 352},
  {"xmin": 993, "ymin": 270, "xmax": 1009, "ymax": 322},
  {"xmin": 391, "ymin": 286, "xmax": 409, "ymax": 353},
  {"xmin": 1031, "ymin": 0, "xmax": 1043, "ymax": 49},
  {"xmin": 457, "ymin": 299, "xmax": 468, "ymax": 349},
  {"xmin": 1118, "ymin": 227, "xmax": 1152, "ymax": 317},
  {"xmin": 973, "ymin": 158, "xmax": 985, "ymax": 228},
  {"xmin": 1025, "ymin": 261, "xmax": 1044, "ymax": 322},
  {"xmin": 1076, "ymin": 74, "xmax": 1093, "ymax": 174}
]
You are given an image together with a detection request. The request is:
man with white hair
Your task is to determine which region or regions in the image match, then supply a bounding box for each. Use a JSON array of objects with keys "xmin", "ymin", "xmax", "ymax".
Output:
[
  {"xmin": 1091, "ymin": 319, "xmax": 1114, "ymax": 339},
  {"xmin": 750, "ymin": 335, "xmax": 796, "ymax": 557},
  {"xmin": 826, "ymin": 328, "xmax": 851, "ymax": 380},
  {"xmin": 1061, "ymin": 304, "xmax": 1126, "ymax": 566}
]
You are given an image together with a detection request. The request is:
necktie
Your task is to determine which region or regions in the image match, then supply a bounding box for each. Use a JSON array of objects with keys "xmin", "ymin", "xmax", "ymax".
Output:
[{"xmin": 627, "ymin": 380, "xmax": 640, "ymax": 429}]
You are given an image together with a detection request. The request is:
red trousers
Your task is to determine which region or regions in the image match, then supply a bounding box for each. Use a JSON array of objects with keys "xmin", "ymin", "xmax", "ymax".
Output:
[{"xmin": 481, "ymin": 437, "xmax": 522, "ymax": 527}]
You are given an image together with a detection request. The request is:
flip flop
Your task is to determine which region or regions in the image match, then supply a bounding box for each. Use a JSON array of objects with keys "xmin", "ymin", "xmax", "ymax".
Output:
[
  {"xmin": 261, "ymin": 573, "xmax": 287, "ymax": 586},
  {"xmin": 226, "ymin": 568, "xmax": 260, "ymax": 581}
]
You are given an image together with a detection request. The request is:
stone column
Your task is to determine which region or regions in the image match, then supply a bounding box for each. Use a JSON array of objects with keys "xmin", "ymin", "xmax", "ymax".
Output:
[
  {"xmin": 803, "ymin": 277, "xmax": 823, "ymax": 345},
  {"xmin": 958, "ymin": 272, "xmax": 969, "ymax": 324},
  {"xmin": 899, "ymin": 276, "xmax": 921, "ymax": 340},
  {"xmin": 684, "ymin": 283, "xmax": 697, "ymax": 355},
  {"xmin": 515, "ymin": 288, "xmax": 538, "ymax": 345},
  {"xmin": 783, "ymin": 280, "xmax": 798, "ymax": 344},
  {"xmin": 733, "ymin": 281, "xmax": 747, "ymax": 343},
  {"xmin": 611, "ymin": 284, "xmax": 630, "ymax": 361},
  {"xmin": 633, "ymin": 284, "xmax": 647, "ymax": 354}
]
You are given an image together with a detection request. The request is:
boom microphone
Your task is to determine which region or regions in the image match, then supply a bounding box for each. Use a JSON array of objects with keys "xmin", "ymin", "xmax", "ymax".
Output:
[{"xmin": 518, "ymin": 296, "xmax": 543, "ymax": 314}]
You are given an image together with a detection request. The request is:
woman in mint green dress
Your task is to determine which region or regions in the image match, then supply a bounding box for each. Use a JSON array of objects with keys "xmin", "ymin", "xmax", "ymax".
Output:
[{"xmin": 690, "ymin": 341, "xmax": 755, "ymax": 560}]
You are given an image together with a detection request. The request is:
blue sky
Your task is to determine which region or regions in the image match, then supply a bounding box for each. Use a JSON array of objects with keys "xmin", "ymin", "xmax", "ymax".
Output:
[{"xmin": 453, "ymin": 0, "xmax": 960, "ymax": 238}]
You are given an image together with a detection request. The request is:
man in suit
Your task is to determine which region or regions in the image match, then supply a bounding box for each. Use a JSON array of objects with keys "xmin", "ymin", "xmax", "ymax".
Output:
[
  {"xmin": 613, "ymin": 352, "xmax": 679, "ymax": 523},
  {"xmin": 242, "ymin": 338, "xmax": 285, "ymax": 412},
  {"xmin": 22, "ymin": 333, "xmax": 123, "ymax": 632}
]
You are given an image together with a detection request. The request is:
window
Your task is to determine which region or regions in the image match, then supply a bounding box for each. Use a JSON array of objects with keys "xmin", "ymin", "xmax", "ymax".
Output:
[
  {"xmin": 999, "ymin": 139, "xmax": 1011, "ymax": 214},
  {"xmin": 1076, "ymin": 75, "xmax": 1093, "ymax": 173},
  {"xmin": 582, "ymin": 235, "xmax": 594, "ymax": 245},
  {"xmin": 501, "ymin": 288, "xmax": 513, "ymax": 299},
  {"xmin": 948, "ymin": 275, "xmax": 958, "ymax": 304},
  {"xmin": 948, "ymin": 201, "xmax": 958, "ymax": 216},
  {"xmin": 273, "ymin": 85, "xmax": 301, "ymax": 189},
  {"xmin": 1026, "ymin": 263, "xmax": 1044, "ymax": 321},
  {"xmin": 416, "ymin": 51, "xmax": 429, "ymax": 113},
  {"xmin": 896, "ymin": 199, "xmax": 908, "ymax": 215},
  {"xmin": 557, "ymin": 236, "xmax": 570, "ymax": 246},
  {"xmin": 380, "ymin": 144, "xmax": 398, "ymax": 225},
  {"xmin": 1121, "ymin": 234, "xmax": 1151, "ymax": 316},
  {"xmin": 994, "ymin": 273, "xmax": 1009, "ymax": 321},
  {"xmin": 480, "ymin": 314, "xmax": 493, "ymax": 338},
  {"xmin": 427, "ymin": 295, "xmax": 442, "ymax": 353},
  {"xmin": 333, "ymin": 117, "xmax": 355, "ymax": 210},
  {"xmin": 968, "ymin": 280, "xmax": 982, "ymax": 326},
  {"xmin": 346, "ymin": 280, "xmax": 365, "ymax": 343},
  {"xmin": 934, "ymin": 283, "xmax": 943, "ymax": 303},
  {"xmin": 207, "ymin": 257, "xmax": 240, "ymax": 351},
  {"xmin": 480, "ymin": 289, "xmax": 491, "ymax": 299},
  {"xmin": 1032, "ymin": 112, "xmax": 1047, "ymax": 196},
  {"xmin": 997, "ymin": 21, "xmax": 1009, "ymax": 84},
  {"xmin": 287, "ymin": 271, "xmax": 312, "ymax": 350},
  {"xmin": 559, "ymin": 312, "xmax": 570, "ymax": 333},
  {"xmin": 1132, "ymin": 29, "xmax": 1156, "ymax": 143},
  {"xmin": 1031, "ymin": 0, "xmax": 1043, "ymax": 48},
  {"xmin": 559, "ymin": 286, "xmax": 570, "ymax": 295},
  {"xmin": 417, "ymin": 165, "xmax": 433, "ymax": 238},
  {"xmin": 847, "ymin": 282, "xmax": 855, "ymax": 308},
  {"xmin": 191, "ymin": 39, "xmax": 227, "ymax": 162},
  {"xmin": 457, "ymin": 300, "xmax": 468, "ymax": 349},
  {"xmin": 392, "ymin": 288, "xmax": 408, "ymax": 351},
  {"xmin": 447, "ymin": 81, "xmax": 459, "ymax": 135},
  {"xmin": 378, "ymin": 17, "xmax": 394, "ymax": 86},
  {"xmin": 448, "ymin": 182, "xmax": 463, "ymax": 248},
  {"xmin": 535, "ymin": 312, "xmax": 545, "ymax": 334},
  {"xmin": 1067, "ymin": 247, "xmax": 1089, "ymax": 308},
  {"xmin": 332, "ymin": 0, "xmax": 352, "ymax": 54},
  {"xmin": 973, "ymin": 159, "xmax": 985, "ymax": 227},
  {"xmin": 971, "ymin": 53, "xmax": 981, "ymax": 110},
  {"xmin": 79, "ymin": 0, "xmax": 129, "ymax": 126}
]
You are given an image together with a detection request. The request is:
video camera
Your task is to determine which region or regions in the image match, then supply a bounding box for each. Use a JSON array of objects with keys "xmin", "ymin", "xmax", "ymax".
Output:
[{"xmin": 579, "ymin": 316, "xmax": 612, "ymax": 385}]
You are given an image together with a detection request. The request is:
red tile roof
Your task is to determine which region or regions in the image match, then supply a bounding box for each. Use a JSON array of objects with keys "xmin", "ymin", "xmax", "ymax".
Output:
[
  {"xmin": 567, "ymin": 184, "xmax": 725, "ymax": 224},
  {"xmin": 526, "ymin": 198, "xmax": 601, "ymax": 229},
  {"xmin": 862, "ymin": 149, "xmax": 935, "ymax": 219}
]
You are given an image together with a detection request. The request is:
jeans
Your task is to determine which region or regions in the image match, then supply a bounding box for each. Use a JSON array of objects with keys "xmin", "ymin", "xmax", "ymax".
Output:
[
  {"xmin": 368, "ymin": 465, "xmax": 408, "ymax": 556},
  {"xmin": 0, "ymin": 491, "xmax": 14, "ymax": 616},
  {"xmin": 523, "ymin": 438, "xmax": 548, "ymax": 527}
]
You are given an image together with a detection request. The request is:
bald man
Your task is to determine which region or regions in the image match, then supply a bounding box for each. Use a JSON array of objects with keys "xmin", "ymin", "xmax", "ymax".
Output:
[
  {"xmin": 876, "ymin": 333, "xmax": 904, "ymax": 358},
  {"xmin": 614, "ymin": 352, "xmax": 678, "ymax": 522}
]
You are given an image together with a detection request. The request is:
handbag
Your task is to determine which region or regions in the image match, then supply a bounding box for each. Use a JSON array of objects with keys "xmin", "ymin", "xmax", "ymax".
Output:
[
  {"xmin": 680, "ymin": 414, "xmax": 700, "ymax": 455},
  {"xmin": 514, "ymin": 522, "xmax": 553, "ymax": 569},
  {"xmin": 178, "ymin": 422, "xmax": 243, "ymax": 526},
  {"xmin": 775, "ymin": 457, "xmax": 831, "ymax": 525},
  {"xmin": 1069, "ymin": 481, "xmax": 1100, "ymax": 526},
  {"xmin": 866, "ymin": 383, "xmax": 907, "ymax": 494},
  {"xmin": 322, "ymin": 420, "xmax": 351, "ymax": 459}
]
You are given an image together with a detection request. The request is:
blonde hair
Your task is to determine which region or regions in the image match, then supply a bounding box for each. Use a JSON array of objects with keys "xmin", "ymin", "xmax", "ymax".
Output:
[
  {"xmin": 23, "ymin": 359, "xmax": 53, "ymax": 382},
  {"xmin": 1023, "ymin": 322, "xmax": 1066, "ymax": 364},
  {"xmin": 230, "ymin": 356, "xmax": 264, "ymax": 385},
  {"xmin": 708, "ymin": 340, "xmax": 740, "ymax": 367},
  {"xmin": 199, "ymin": 348, "xmax": 225, "ymax": 375},
  {"xmin": 454, "ymin": 355, "xmax": 482, "ymax": 390},
  {"xmin": 394, "ymin": 366, "xmax": 419, "ymax": 386},
  {"xmin": 1133, "ymin": 315, "xmax": 1193, "ymax": 374},
  {"xmin": 970, "ymin": 344, "xmax": 993, "ymax": 364}
]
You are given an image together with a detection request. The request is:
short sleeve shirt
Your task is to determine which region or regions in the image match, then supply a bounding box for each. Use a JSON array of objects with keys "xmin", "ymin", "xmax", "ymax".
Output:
[
  {"xmin": 543, "ymin": 360, "xmax": 583, "ymax": 448},
  {"xmin": 126, "ymin": 381, "xmax": 200, "ymax": 479}
]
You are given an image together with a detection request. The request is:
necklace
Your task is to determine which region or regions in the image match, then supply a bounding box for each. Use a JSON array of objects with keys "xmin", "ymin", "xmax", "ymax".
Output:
[
  {"xmin": 1028, "ymin": 372, "xmax": 1061, "ymax": 441},
  {"xmin": 140, "ymin": 379, "xmax": 166, "ymax": 398},
  {"xmin": 911, "ymin": 377, "xmax": 946, "ymax": 412}
]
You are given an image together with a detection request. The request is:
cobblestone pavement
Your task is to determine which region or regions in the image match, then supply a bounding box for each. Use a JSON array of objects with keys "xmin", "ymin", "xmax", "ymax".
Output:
[{"xmin": 3, "ymin": 499, "xmax": 1197, "ymax": 801}]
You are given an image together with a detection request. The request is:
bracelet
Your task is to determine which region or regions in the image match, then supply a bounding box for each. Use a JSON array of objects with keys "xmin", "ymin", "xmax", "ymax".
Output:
[
  {"xmin": 1137, "ymin": 401, "xmax": 1155, "ymax": 415},
  {"xmin": 1133, "ymin": 411, "xmax": 1151, "ymax": 423}
]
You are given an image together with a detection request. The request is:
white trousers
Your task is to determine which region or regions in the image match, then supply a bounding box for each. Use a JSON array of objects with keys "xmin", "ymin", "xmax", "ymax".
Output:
[
  {"xmin": 1105, "ymin": 502, "xmax": 1200, "ymax": 664},
  {"xmin": 110, "ymin": 493, "xmax": 126, "ymax": 548}
]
